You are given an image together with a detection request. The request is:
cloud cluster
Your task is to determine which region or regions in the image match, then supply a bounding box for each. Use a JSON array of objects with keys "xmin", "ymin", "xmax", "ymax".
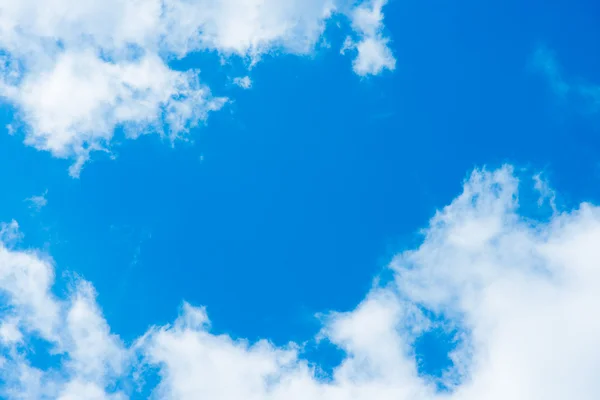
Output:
[
  {"xmin": 1, "ymin": 165, "xmax": 600, "ymax": 398},
  {"xmin": 0, "ymin": 0, "xmax": 396, "ymax": 175},
  {"xmin": 343, "ymin": 0, "xmax": 396, "ymax": 76},
  {"xmin": 0, "ymin": 227, "xmax": 125, "ymax": 399}
]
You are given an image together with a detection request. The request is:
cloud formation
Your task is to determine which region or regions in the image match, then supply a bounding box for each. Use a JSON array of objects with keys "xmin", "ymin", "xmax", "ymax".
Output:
[
  {"xmin": 533, "ymin": 46, "xmax": 600, "ymax": 115},
  {"xmin": 233, "ymin": 76, "xmax": 253, "ymax": 90},
  {"xmin": 0, "ymin": 0, "xmax": 395, "ymax": 175},
  {"xmin": 4, "ymin": 165, "xmax": 597, "ymax": 399},
  {"xmin": 25, "ymin": 190, "xmax": 48, "ymax": 213},
  {"xmin": 344, "ymin": 0, "xmax": 396, "ymax": 76}
]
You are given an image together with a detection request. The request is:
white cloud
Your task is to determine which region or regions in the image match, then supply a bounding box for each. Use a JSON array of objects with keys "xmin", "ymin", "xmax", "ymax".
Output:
[
  {"xmin": 344, "ymin": 0, "xmax": 396, "ymax": 76},
  {"xmin": 6, "ymin": 165, "xmax": 599, "ymax": 398},
  {"xmin": 25, "ymin": 190, "xmax": 48, "ymax": 212},
  {"xmin": 0, "ymin": 318, "xmax": 23, "ymax": 345},
  {"xmin": 159, "ymin": 0, "xmax": 337, "ymax": 59},
  {"xmin": 233, "ymin": 76, "xmax": 252, "ymax": 89},
  {"xmin": 0, "ymin": 226, "xmax": 126, "ymax": 398},
  {"xmin": 0, "ymin": 0, "xmax": 395, "ymax": 175},
  {"xmin": 533, "ymin": 172, "xmax": 557, "ymax": 212},
  {"xmin": 0, "ymin": 220, "xmax": 23, "ymax": 245},
  {"xmin": 10, "ymin": 50, "xmax": 225, "ymax": 177}
]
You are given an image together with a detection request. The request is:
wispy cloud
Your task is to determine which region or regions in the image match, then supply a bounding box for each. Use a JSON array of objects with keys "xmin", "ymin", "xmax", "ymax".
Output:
[
  {"xmin": 0, "ymin": 220, "xmax": 22, "ymax": 246},
  {"xmin": 2, "ymin": 166, "xmax": 600, "ymax": 398},
  {"xmin": 533, "ymin": 172, "xmax": 557, "ymax": 213},
  {"xmin": 532, "ymin": 45, "xmax": 600, "ymax": 115},
  {"xmin": 25, "ymin": 190, "xmax": 48, "ymax": 213}
]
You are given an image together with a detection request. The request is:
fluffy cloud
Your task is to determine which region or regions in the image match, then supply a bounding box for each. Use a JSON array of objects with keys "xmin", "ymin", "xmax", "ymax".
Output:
[
  {"xmin": 0, "ymin": 229, "xmax": 126, "ymax": 399},
  {"xmin": 0, "ymin": 0, "xmax": 395, "ymax": 175},
  {"xmin": 5, "ymin": 165, "xmax": 598, "ymax": 399},
  {"xmin": 233, "ymin": 76, "xmax": 253, "ymax": 89},
  {"xmin": 342, "ymin": 0, "xmax": 396, "ymax": 76}
]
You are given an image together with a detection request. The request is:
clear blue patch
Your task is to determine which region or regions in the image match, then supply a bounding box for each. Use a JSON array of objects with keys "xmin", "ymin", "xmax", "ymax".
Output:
[
  {"xmin": 23, "ymin": 335, "xmax": 65, "ymax": 372},
  {"xmin": 413, "ymin": 323, "xmax": 465, "ymax": 391},
  {"xmin": 302, "ymin": 338, "xmax": 346, "ymax": 381}
]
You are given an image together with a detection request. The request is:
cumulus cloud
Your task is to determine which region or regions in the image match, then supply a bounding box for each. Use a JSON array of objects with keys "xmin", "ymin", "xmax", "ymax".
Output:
[
  {"xmin": 5, "ymin": 165, "xmax": 597, "ymax": 399},
  {"xmin": 233, "ymin": 76, "xmax": 253, "ymax": 89},
  {"xmin": 342, "ymin": 0, "xmax": 396, "ymax": 76},
  {"xmin": 0, "ymin": 0, "xmax": 395, "ymax": 175},
  {"xmin": 532, "ymin": 45, "xmax": 600, "ymax": 115},
  {"xmin": 0, "ymin": 236, "xmax": 126, "ymax": 399}
]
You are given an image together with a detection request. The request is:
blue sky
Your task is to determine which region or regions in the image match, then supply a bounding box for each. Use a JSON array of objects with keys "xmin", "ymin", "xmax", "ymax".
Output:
[{"xmin": 0, "ymin": 0, "xmax": 600, "ymax": 398}]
